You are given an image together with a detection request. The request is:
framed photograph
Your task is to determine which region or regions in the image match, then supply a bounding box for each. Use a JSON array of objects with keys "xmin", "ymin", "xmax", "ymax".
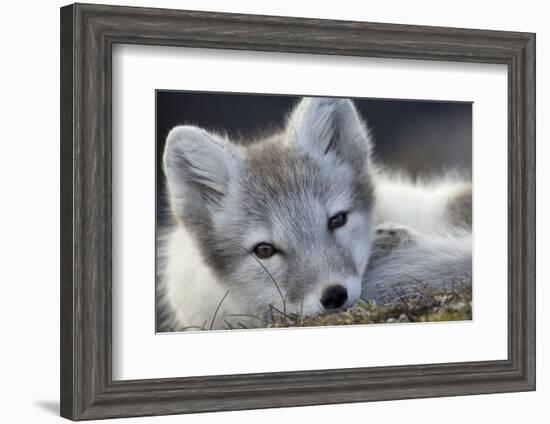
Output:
[{"xmin": 60, "ymin": 3, "xmax": 536, "ymax": 420}]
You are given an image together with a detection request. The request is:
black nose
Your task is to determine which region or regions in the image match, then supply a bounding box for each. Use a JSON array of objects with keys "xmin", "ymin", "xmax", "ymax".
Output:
[{"xmin": 321, "ymin": 285, "xmax": 348, "ymax": 310}]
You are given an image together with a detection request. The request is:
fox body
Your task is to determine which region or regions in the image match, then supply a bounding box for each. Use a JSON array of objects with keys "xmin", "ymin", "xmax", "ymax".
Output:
[{"xmin": 157, "ymin": 98, "xmax": 472, "ymax": 331}]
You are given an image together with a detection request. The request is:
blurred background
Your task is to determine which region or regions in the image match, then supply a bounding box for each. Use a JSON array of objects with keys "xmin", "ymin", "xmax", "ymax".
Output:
[{"xmin": 156, "ymin": 91, "xmax": 472, "ymax": 223}]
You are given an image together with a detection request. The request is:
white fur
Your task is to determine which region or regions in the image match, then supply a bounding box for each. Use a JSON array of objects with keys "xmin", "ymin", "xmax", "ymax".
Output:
[
  {"xmin": 372, "ymin": 173, "xmax": 470, "ymax": 232},
  {"xmin": 362, "ymin": 228, "xmax": 472, "ymax": 303},
  {"xmin": 158, "ymin": 172, "xmax": 471, "ymax": 330},
  {"xmin": 158, "ymin": 226, "xmax": 243, "ymax": 330},
  {"xmin": 158, "ymin": 98, "xmax": 472, "ymax": 330},
  {"xmin": 362, "ymin": 173, "xmax": 472, "ymax": 304}
]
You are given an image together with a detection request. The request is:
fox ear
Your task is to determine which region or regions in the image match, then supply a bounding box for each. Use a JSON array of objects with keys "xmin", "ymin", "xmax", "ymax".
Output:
[
  {"xmin": 163, "ymin": 125, "xmax": 241, "ymax": 222},
  {"xmin": 288, "ymin": 97, "xmax": 371, "ymax": 170}
]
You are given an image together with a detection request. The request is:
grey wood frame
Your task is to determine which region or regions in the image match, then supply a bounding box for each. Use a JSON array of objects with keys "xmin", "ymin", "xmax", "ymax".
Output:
[{"xmin": 60, "ymin": 3, "xmax": 536, "ymax": 421}]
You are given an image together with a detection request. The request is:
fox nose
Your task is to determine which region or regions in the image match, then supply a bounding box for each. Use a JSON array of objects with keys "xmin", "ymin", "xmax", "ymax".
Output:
[{"xmin": 321, "ymin": 285, "xmax": 348, "ymax": 310}]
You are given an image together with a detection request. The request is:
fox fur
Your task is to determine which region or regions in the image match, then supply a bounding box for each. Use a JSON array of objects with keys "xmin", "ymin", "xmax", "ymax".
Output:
[{"xmin": 157, "ymin": 97, "xmax": 472, "ymax": 331}]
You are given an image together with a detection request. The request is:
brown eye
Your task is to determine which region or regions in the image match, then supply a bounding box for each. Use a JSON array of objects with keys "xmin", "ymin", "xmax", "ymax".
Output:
[
  {"xmin": 253, "ymin": 243, "xmax": 276, "ymax": 259},
  {"xmin": 328, "ymin": 212, "xmax": 348, "ymax": 230}
]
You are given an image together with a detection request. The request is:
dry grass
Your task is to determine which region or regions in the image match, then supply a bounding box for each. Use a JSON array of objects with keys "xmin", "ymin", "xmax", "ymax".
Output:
[{"xmin": 266, "ymin": 288, "xmax": 472, "ymax": 329}]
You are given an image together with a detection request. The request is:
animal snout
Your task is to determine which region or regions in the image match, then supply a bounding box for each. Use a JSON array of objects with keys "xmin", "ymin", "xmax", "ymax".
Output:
[{"xmin": 320, "ymin": 285, "xmax": 348, "ymax": 310}]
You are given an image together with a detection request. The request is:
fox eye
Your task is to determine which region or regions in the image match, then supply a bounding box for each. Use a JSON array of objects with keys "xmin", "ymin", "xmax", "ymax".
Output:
[
  {"xmin": 328, "ymin": 212, "xmax": 348, "ymax": 230},
  {"xmin": 253, "ymin": 243, "xmax": 276, "ymax": 259}
]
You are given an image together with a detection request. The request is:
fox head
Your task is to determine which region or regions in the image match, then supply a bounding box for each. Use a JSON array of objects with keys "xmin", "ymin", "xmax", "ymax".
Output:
[{"xmin": 163, "ymin": 97, "xmax": 375, "ymax": 318}]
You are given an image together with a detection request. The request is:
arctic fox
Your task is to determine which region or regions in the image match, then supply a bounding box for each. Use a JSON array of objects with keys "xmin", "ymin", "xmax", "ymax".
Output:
[{"xmin": 157, "ymin": 97, "xmax": 472, "ymax": 331}]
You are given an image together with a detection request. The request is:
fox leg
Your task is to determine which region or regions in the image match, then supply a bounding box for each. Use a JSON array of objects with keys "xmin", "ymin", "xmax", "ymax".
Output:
[
  {"xmin": 369, "ymin": 223, "xmax": 421, "ymax": 261},
  {"xmin": 363, "ymin": 223, "xmax": 471, "ymax": 304}
]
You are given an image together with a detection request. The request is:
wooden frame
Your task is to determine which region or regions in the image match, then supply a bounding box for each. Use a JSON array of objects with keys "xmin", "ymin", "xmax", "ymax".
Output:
[{"xmin": 60, "ymin": 3, "xmax": 536, "ymax": 420}]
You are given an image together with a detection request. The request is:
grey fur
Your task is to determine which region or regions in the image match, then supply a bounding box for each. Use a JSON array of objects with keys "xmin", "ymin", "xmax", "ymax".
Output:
[
  {"xmin": 362, "ymin": 225, "xmax": 472, "ymax": 304},
  {"xmin": 158, "ymin": 96, "xmax": 472, "ymax": 330},
  {"xmin": 288, "ymin": 97, "xmax": 372, "ymax": 173}
]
